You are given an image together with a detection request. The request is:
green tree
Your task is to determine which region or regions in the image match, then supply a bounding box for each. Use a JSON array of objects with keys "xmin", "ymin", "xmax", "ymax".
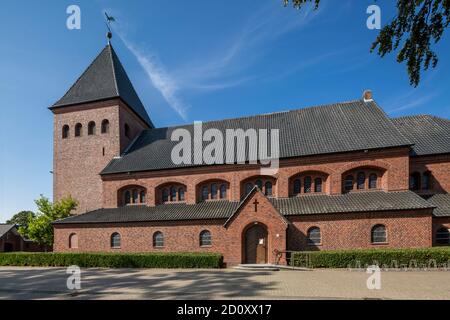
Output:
[
  {"xmin": 6, "ymin": 211, "xmax": 35, "ymax": 238},
  {"xmin": 284, "ymin": 0, "xmax": 450, "ymax": 86},
  {"xmin": 24, "ymin": 196, "xmax": 78, "ymax": 248}
]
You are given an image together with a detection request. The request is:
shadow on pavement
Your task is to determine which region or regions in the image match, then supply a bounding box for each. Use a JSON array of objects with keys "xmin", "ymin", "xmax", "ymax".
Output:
[{"xmin": 0, "ymin": 268, "xmax": 278, "ymax": 300}]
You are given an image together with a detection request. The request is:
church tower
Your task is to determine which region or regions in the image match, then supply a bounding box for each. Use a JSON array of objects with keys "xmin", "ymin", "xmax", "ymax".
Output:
[{"xmin": 49, "ymin": 43, "xmax": 153, "ymax": 214}]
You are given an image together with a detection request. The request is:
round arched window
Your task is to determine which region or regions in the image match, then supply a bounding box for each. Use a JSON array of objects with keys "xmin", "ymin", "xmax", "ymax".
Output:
[
  {"xmin": 307, "ymin": 227, "xmax": 321, "ymax": 245},
  {"xmin": 220, "ymin": 184, "xmax": 227, "ymax": 199},
  {"xmin": 74, "ymin": 123, "xmax": 82, "ymax": 137},
  {"xmin": 371, "ymin": 225, "xmax": 387, "ymax": 244},
  {"xmin": 62, "ymin": 125, "xmax": 70, "ymax": 139},
  {"xmin": 265, "ymin": 181, "xmax": 273, "ymax": 196},
  {"xmin": 436, "ymin": 228, "xmax": 450, "ymax": 245},
  {"xmin": 69, "ymin": 233, "xmax": 78, "ymax": 249},
  {"xmin": 293, "ymin": 179, "xmax": 301, "ymax": 195},
  {"xmin": 88, "ymin": 121, "xmax": 96, "ymax": 135},
  {"xmin": 111, "ymin": 232, "xmax": 121, "ymax": 248},
  {"xmin": 101, "ymin": 119, "xmax": 110, "ymax": 134},
  {"xmin": 153, "ymin": 231, "xmax": 164, "ymax": 248},
  {"xmin": 369, "ymin": 174, "xmax": 378, "ymax": 189},
  {"xmin": 304, "ymin": 176, "xmax": 312, "ymax": 193},
  {"xmin": 314, "ymin": 178, "xmax": 322, "ymax": 193},
  {"xmin": 199, "ymin": 230, "xmax": 212, "ymax": 247}
]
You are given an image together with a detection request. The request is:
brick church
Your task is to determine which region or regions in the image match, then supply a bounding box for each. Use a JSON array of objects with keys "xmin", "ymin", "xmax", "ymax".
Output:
[{"xmin": 51, "ymin": 43, "xmax": 450, "ymax": 266}]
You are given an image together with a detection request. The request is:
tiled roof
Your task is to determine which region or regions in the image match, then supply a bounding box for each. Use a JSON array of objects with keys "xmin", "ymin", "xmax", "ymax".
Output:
[
  {"xmin": 0, "ymin": 224, "xmax": 15, "ymax": 238},
  {"xmin": 53, "ymin": 201, "xmax": 239, "ymax": 224},
  {"xmin": 427, "ymin": 194, "xmax": 450, "ymax": 217},
  {"xmin": 101, "ymin": 100, "xmax": 412, "ymax": 174},
  {"xmin": 391, "ymin": 115, "xmax": 450, "ymax": 156},
  {"xmin": 270, "ymin": 191, "xmax": 434, "ymax": 215},
  {"xmin": 50, "ymin": 44, "xmax": 154, "ymax": 128},
  {"xmin": 53, "ymin": 191, "xmax": 433, "ymax": 225}
]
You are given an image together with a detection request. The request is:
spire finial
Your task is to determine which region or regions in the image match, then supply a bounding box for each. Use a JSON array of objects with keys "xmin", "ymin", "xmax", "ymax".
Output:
[{"xmin": 104, "ymin": 11, "xmax": 115, "ymax": 44}]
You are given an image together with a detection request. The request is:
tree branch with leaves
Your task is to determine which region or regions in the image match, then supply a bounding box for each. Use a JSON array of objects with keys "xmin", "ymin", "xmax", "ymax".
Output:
[
  {"xmin": 24, "ymin": 196, "xmax": 78, "ymax": 248},
  {"xmin": 284, "ymin": 0, "xmax": 450, "ymax": 86}
]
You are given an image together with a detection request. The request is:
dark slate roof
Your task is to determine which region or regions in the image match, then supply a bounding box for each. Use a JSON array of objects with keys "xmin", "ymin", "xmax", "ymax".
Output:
[
  {"xmin": 53, "ymin": 201, "xmax": 239, "ymax": 224},
  {"xmin": 53, "ymin": 191, "xmax": 433, "ymax": 225},
  {"xmin": 271, "ymin": 191, "xmax": 434, "ymax": 215},
  {"xmin": 224, "ymin": 186, "xmax": 289, "ymax": 227},
  {"xmin": 50, "ymin": 44, "xmax": 154, "ymax": 128},
  {"xmin": 427, "ymin": 194, "xmax": 450, "ymax": 217},
  {"xmin": 101, "ymin": 100, "xmax": 412, "ymax": 174},
  {"xmin": 391, "ymin": 115, "xmax": 450, "ymax": 156},
  {"xmin": 0, "ymin": 224, "xmax": 15, "ymax": 238}
]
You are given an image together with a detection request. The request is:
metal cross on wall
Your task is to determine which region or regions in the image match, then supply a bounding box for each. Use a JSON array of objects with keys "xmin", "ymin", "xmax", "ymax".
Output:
[{"xmin": 253, "ymin": 199, "xmax": 259, "ymax": 212}]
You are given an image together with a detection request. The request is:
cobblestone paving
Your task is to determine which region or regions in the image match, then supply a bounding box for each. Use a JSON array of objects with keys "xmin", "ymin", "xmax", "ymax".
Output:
[{"xmin": 0, "ymin": 267, "xmax": 449, "ymax": 299}]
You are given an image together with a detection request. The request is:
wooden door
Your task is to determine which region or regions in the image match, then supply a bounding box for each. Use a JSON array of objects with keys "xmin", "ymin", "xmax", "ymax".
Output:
[{"xmin": 244, "ymin": 224, "xmax": 268, "ymax": 264}]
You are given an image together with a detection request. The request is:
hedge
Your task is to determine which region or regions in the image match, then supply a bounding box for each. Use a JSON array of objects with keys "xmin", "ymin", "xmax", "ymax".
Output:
[
  {"xmin": 291, "ymin": 247, "xmax": 450, "ymax": 269},
  {"xmin": 0, "ymin": 252, "xmax": 223, "ymax": 269}
]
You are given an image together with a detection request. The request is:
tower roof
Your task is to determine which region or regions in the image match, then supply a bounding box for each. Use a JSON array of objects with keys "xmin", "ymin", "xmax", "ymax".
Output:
[{"xmin": 50, "ymin": 44, "xmax": 154, "ymax": 128}]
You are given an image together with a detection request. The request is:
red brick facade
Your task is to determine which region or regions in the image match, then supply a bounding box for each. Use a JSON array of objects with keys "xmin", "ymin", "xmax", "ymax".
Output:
[
  {"xmin": 287, "ymin": 210, "xmax": 433, "ymax": 251},
  {"xmin": 52, "ymin": 99, "xmax": 149, "ymax": 214},
  {"xmin": 51, "ymin": 92, "xmax": 450, "ymax": 266},
  {"xmin": 433, "ymin": 217, "xmax": 450, "ymax": 246},
  {"xmin": 100, "ymin": 147, "xmax": 410, "ymax": 208},
  {"xmin": 51, "ymin": 96, "xmax": 450, "ymax": 266},
  {"xmin": 410, "ymin": 154, "xmax": 450, "ymax": 195},
  {"xmin": 51, "ymin": 96, "xmax": 450, "ymax": 265},
  {"xmin": 54, "ymin": 189, "xmax": 436, "ymax": 266}
]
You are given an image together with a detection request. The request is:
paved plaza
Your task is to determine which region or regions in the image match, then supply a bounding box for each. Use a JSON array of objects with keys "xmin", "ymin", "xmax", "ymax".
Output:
[{"xmin": 0, "ymin": 267, "xmax": 449, "ymax": 299}]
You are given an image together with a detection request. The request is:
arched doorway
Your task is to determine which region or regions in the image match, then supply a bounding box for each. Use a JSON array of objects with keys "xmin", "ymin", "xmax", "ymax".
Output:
[{"xmin": 243, "ymin": 223, "xmax": 268, "ymax": 264}]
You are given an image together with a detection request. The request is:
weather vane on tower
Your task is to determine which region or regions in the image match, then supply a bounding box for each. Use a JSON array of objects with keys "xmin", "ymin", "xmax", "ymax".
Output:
[{"xmin": 104, "ymin": 11, "xmax": 116, "ymax": 44}]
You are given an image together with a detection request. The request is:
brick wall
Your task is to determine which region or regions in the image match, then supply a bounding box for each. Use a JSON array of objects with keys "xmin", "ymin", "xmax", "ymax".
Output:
[
  {"xmin": 223, "ymin": 190, "xmax": 288, "ymax": 265},
  {"xmin": 54, "ymin": 191, "xmax": 288, "ymax": 265},
  {"xmin": 287, "ymin": 210, "xmax": 433, "ymax": 251},
  {"xmin": 102, "ymin": 147, "xmax": 411, "ymax": 208},
  {"xmin": 432, "ymin": 217, "xmax": 450, "ymax": 245},
  {"xmin": 54, "ymin": 191, "xmax": 434, "ymax": 265},
  {"xmin": 52, "ymin": 98, "xmax": 148, "ymax": 214},
  {"xmin": 410, "ymin": 154, "xmax": 450, "ymax": 194}
]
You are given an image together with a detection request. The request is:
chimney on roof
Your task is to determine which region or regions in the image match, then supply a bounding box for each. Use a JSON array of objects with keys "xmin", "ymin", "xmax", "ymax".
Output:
[{"xmin": 363, "ymin": 90, "xmax": 373, "ymax": 102}]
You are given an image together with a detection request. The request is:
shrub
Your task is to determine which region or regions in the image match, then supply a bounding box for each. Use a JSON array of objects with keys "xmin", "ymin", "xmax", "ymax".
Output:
[
  {"xmin": 290, "ymin": 247, "xmax": 450, "ymax": 268},
  {"xmin": 0, "ymin": 252, "xmax": 223, "ymax": 269}
]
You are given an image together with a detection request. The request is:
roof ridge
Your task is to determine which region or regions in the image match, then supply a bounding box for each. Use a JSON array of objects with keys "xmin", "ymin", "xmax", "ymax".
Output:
[
  {"xmin": 375, "ymin": 102, "xmax": 414, "ymax": 146},
  {"xmin": 392, "ymin": 114, "xmax": 450, "ymax": 121},
  {"xmin": 108, "ymin": 44, "xmax": 120, "ymax": 96},
  {"xmin": 141, "ymin": 99, "xmax": 365, "ymax": 133},
  {"xmin": 52, "ymin": 45, "xmax": 115, "ymax": 106}
]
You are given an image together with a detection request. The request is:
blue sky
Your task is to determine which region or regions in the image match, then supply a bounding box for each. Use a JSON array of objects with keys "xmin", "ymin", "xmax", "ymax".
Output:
[{"xmin": 1, "ymin": 0, "xmax": 449, "ymax": 221}]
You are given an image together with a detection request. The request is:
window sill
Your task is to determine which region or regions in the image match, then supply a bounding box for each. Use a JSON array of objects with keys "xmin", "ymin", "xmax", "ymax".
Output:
[
  {"xmin": 307, "ymin": 243, "xmax": 322, "ymax": 246},
  {"xmin": 111, "ymin": 247, "xmax": 121, "ymax": 249},
  {"xmin": 161, "ymin": 201, "xmax": 187, "ymax": 205},
  {"xmin": 200, "ymin": 245, "xmax": 212, "ymax": 248},
  {"xmin": 154, "ymin": 246, "xmax": 165, "ymax": 249},
  {"xmin": 294, "ymin": 193, "xmax": 326, "ymax": 197},
  {"xmin": 371, "ymin": 242, "xmax": 388, "ymax": 245}
]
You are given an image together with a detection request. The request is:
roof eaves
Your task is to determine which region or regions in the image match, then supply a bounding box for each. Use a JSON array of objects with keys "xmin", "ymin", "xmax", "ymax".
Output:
[
  {"xmin": 108, "ymin": 45, "xmax": 120, "ymax": 97},
  {"xmin": 50, "ymin": 45, "xmax": 111, "ymax": 108},
  {"xmin": 223, "ymin": 186, "xmax": 289, "ymax": 228}
]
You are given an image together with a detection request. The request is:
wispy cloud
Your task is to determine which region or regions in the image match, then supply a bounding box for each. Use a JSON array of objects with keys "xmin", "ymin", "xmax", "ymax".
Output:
[
  {"xmin": 386, "ymin": 89, "xmax": 439, "ymax": 114},
  {"xmin": 174, "ymin": 2, "xmax": 322, "ymax": 92},
  {"xmin": 108, "ymin": 1, "xmax": 322, "ymax": 120},
  {"xmin": 119, "ymin": 36, "xmax": 189, "ymax": 121}
]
